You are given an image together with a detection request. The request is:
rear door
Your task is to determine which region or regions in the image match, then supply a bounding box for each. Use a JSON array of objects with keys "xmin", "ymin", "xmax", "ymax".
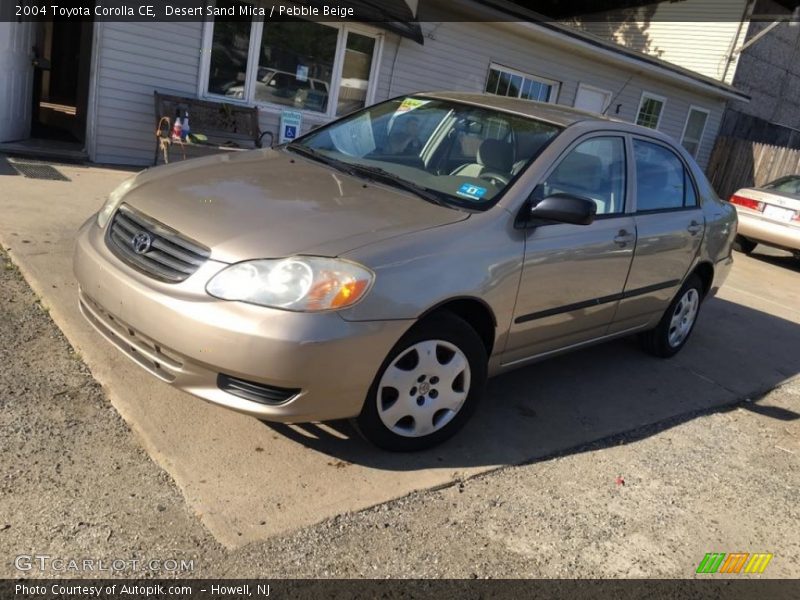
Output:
[{"xmin": 609, "ymin": 137, "xmax": 704, "ymax": 334}]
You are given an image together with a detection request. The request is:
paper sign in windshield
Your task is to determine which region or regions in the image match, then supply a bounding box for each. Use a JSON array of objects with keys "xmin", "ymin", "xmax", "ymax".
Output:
[
  {"xmin": 329, "ymin": 112, "xmax": 376, "ymax": 157},
  {"xmin": 397, "ymin": 98, "xmax": 430, "ymax": 114},
  {"xmin": 457, "ymin": 183, "xmax": 487, "ymax": 200}
]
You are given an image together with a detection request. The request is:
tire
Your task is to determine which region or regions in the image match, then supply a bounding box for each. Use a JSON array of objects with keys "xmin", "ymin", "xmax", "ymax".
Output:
[
  {"xmin": 355, "ymin": 312, "xmax": 488, "ymax": 451},
  {"xmin": 732, "ymin": 235, "xmax": 757, "ymax": 255},
  {"xmin": 639, "ymin": 274, "xmax": 704, "ymax": 358}
]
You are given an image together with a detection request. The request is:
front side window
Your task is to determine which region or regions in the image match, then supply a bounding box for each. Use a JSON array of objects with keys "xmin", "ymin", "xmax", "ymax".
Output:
[
  {"xmin": 291, "ymin": 96, "xmax": 562, "ymax": 209},
  {"xmin": 485, "ymin": 64, "xmax": 559, "ymax": 103},
  {"xmin": 634, "ymin": 139, "xmax": 698, "ymax": 211},
  {"xmin": 636, "ymin": 92, "xmax": 665, "ymax": 129},
  {"xmin": 536, "ymin": 136, "xmax": 627, "ymax": 216},
  {"xmin": 681, "ymin": 107, "xmax": 709, "ymax": 157}
]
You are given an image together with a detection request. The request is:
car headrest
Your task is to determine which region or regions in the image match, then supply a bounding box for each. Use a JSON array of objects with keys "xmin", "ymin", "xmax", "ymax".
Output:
[
  {"xmin": 477, "ymin": 139, "xmax": 514, "ymax": 173},
  {"xmin": 551, "ymin": 151, "xmax": 602, "ymax": 191}
]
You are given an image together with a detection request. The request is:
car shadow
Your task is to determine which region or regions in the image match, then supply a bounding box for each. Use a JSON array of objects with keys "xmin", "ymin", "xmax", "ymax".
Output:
[
  {"xmin": 264, "ymin": 297, "xmax": 800, "ymax": 471},
  {"xmin": 748, "ymin": 250, "xmax": 800, "ymax": 273}
]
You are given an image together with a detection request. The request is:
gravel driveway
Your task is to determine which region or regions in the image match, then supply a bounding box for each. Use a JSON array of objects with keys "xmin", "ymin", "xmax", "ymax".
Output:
[{"xmin": 1, "ymin": 246, "xmax": 798, "ymax": 580}]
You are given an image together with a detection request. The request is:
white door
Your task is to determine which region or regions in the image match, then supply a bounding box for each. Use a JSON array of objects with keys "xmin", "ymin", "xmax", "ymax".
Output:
[
  {"xmin": 0, "ymin": 18, "xmax": 35, "ymax": 142},
  {"xmin": 574, "ymin": 84, "xmax": 612, "ymax": 115}
]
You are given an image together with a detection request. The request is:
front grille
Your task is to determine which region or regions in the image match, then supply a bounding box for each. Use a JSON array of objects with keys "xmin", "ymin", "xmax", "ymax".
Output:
[
  {"xmin": 217, "ymin": 373, "xmax": 300, "ymax": 405},
  {"xmin": 107, "ymin": 204, "xmax": 210, "ymax": 283}
]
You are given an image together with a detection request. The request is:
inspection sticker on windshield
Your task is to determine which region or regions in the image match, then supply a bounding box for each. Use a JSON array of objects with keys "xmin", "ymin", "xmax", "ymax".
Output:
[{"xmin": 456, "ymin": 183, "xmax": 487, "ymax": 200}]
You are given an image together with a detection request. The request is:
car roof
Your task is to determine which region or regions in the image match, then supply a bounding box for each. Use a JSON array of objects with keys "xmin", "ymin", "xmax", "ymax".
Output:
[
  {"xmin": 414, "ymin": 91, "xmax": 682, "ymax": 146},
  {"xmin": 417, "ymin": 90, "xmax": 636, "ymax": 125}
]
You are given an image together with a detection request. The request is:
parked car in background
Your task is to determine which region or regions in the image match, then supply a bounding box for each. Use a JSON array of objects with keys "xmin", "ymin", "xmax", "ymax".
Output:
[
  {"xmin": 226, "ymin": 68, "xmax": 329, "ymax": 112},
  {"xmin": 73, "ymin": 93, "xmax": 736, "ymax": 451},
  {"xmin": 728, "ymin": 175, "xmax": 800, "ymax": 259}
]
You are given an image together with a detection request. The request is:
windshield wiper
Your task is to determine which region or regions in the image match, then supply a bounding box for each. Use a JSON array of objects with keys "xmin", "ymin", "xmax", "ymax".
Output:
[
  {"xmin": 286, "ymin": 144, "xmax": 359, "ymax": 177},
  {"xmin": 287, "ymin": 144, "xmax": 450, "ymax": 208},
  {"xmin": 347, "ymin": 164, "xmax": 451, "ymax": 207}
]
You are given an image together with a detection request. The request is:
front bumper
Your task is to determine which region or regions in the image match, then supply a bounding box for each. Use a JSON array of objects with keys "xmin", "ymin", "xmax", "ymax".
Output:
[
  {"xmin": 73, "ymin": 218, "xmax": 412, "ymax": 422},
  {"xmin": 737, "ymin": 210, "xmax": 800, "ymax": 252}
]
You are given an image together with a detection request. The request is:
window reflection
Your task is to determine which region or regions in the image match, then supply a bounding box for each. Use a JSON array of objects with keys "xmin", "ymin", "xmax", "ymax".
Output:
[
  {"xmin": 208, "ymin": 0, "xmax": 252, "ymax": 97},
  {"xmin": 336, "ymin": 32, "xmax": 376, "ymax": 116},
  {"xmin": 250, "ymin": 21, "xmax": 337, "ymax": 113}
]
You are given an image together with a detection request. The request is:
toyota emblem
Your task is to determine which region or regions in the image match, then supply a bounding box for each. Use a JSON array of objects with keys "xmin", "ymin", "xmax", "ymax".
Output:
[{"xmin": 131, "ymin": 232, "xmax": 152, "ymax": 255}]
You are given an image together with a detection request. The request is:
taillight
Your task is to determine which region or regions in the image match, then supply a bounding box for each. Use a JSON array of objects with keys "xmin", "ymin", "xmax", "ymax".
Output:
[{"xmin": 729, "ymin": 194, "xmax": 764, "ymax": 211}]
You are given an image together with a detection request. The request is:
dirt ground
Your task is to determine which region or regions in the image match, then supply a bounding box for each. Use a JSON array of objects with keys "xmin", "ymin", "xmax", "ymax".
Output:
[{"xmin": 1, "ymin": 246, "xmax": 798, "ymax": 580}]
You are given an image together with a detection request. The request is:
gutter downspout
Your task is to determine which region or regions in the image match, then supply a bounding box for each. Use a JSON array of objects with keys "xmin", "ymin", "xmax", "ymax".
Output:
[{"xmin": 722, "ymin": 0, "xmax": 755, "ymax": 84}]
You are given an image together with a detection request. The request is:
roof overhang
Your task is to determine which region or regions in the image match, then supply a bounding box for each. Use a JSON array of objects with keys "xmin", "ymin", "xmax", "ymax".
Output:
[
  {"xmin": 468, "ymin": 0, "xmax": 751, "ymax": 102},
  {"xmin": 307, "ymin": 0, "xmax": 423, "ymax": 43}
]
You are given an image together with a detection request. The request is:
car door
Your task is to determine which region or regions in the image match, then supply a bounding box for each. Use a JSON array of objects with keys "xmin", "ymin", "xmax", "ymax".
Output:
[
  {"xmin": 609, "ymin": 137, "xmax": 705, "ymax": 334},
  {"xmin": 503, "ymin": 134, "xmax": 637, "ymax": 365}
]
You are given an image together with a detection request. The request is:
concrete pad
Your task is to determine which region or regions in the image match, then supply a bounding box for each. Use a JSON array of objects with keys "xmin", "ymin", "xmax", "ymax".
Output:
[{"xmin": 3, "ymin": 157, "xmax": 800, "ymax": 548}]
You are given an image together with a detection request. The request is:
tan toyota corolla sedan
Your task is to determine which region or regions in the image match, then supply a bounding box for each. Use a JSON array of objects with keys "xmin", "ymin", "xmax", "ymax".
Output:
[{"xmin": 74, "ymin": 93, "xmax": 736, "ymax": 451}]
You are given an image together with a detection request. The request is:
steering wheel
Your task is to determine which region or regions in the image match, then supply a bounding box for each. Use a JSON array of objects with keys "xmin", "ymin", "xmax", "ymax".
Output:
[{"xmin": 479, "ymin": 171, "xmax": 510, "ymax": 187}]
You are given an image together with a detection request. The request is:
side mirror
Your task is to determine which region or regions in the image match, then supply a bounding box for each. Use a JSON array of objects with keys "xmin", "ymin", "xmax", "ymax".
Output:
[{"xmin": 529, "ymin": 193, "xmax": 597, "ymax": 226}]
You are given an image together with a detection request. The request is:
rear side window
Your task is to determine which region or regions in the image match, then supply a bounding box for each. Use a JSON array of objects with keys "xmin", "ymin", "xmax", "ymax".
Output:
[{"xmin": 634, "ymin": 139, "xmax": 698, "ymax": 211}]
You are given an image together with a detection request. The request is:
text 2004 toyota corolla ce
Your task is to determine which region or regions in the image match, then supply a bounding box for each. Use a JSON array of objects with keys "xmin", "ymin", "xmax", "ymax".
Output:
[{"xmin": 74, "ymin": 93, "xmax": 736, "ymax": 451}]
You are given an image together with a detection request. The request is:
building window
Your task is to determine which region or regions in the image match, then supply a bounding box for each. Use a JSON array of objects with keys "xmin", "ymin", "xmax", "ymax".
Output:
[
  {"xmin": 636, "ymin": 92, "xmax": 666, "ymax": 129},
  {"xmin": 485, "ymin": 64, "xmax": 559, "ymax": 103},
  {"xmin": 336, "ymin": 32, "xmax": 377, "ymax": 116},
  {"xmin": 255, "ymin": 21, "xmax": 338, "ymax": 113},
  {"xmin": 680, "ymin": 106, "xmax": 709, "ymax": 158},
  {"xmin": 207, "ymin": 0, "xmax": 254, "ymax": 97},
  {"xmin": 202, "ymin": 1, "xmax": 381, "ymax": 118}
]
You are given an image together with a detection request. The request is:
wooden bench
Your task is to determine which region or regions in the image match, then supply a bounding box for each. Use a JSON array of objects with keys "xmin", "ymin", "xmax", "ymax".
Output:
[{"xmin": 153, "ymin": 92, "xmax": 274, "ymax": 166}]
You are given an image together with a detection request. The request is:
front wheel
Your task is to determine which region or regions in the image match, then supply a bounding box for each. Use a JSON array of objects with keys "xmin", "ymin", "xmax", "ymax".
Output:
[
  {"xmin": 639, "ymin": 274, "xmax": 704, "ymax": 358},
  {"xmin": 355, "ymin": 313, "xmax": 487, "ymax": 451}
]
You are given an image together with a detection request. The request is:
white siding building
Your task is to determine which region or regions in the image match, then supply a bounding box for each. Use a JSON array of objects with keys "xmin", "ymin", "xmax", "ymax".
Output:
[{"xmin": 1, "ymin": 0, "xmax": 749, "ymax": 170}]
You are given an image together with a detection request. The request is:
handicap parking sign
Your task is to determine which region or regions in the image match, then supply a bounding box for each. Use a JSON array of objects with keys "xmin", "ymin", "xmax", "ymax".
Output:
[{"xmin": 279, "ymin": 110, "xmax": 303, "ymax": 144}]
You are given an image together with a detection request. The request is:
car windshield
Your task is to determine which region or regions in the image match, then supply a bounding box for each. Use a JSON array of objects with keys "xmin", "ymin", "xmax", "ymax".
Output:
[
  {"xmin": 288, "ymin": 96, "xmax": 562, "ymax": 209},
  {"xmin": 764, "ymin": 175, "xmax": 800, "ymax": 195}
]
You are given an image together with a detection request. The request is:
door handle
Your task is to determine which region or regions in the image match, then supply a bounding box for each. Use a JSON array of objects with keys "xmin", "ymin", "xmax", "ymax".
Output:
[
  {"xmin": 613, "ymin": 229, "xmax": 635, "ymax": 247},
  {"xmin": 687, "ymin": 220, "xmax": 703, "ymax": 235}
]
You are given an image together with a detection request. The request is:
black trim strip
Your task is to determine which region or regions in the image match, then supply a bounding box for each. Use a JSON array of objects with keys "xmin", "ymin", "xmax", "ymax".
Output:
[
  {"xmin": 514, "ymin": 279, "xmax": 680, "ymax": 324},
  {"xmin": 217, "ymin": 374, "xmax": 300, "ymax": 406},
  {"xmin": 623, "ymin": 279, "xmax": 681, "ymax": 299}
]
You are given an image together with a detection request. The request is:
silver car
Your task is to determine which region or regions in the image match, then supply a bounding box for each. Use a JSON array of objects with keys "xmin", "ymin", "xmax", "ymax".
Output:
[
  {"xmin": 73, "ymin": 93, "xmax": 736, "ymax": 451},
  {"xmin": 728, "ymin": 175, "xmax": 800, "ymax": 259}
]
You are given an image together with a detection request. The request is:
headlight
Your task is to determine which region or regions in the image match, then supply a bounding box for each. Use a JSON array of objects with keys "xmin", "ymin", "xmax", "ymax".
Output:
[
  {"xmin": 97, "ymin": 176, "xmax": 136, "ymax": 228},
  {"xmin": 206, "ymin": 257, "xmax": 374, "ymax": 311}
]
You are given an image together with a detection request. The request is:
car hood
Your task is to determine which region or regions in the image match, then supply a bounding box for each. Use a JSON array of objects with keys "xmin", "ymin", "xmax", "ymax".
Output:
[{"xmin": 120, "ymin": 149, "xmax": 469, "ymax": 263}]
